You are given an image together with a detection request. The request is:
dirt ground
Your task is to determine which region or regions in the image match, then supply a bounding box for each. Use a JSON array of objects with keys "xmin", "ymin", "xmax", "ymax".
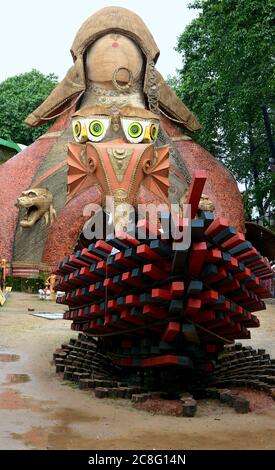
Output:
[{"xmin": 0, "ymin": 292, "xmax": 274, "ymax": 450}]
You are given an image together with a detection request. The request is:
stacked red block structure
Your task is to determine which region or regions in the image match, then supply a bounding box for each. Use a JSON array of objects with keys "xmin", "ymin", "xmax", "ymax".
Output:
[{"xmin": 55, "ymin": 173, "xmax": 273, "ymax": 375}]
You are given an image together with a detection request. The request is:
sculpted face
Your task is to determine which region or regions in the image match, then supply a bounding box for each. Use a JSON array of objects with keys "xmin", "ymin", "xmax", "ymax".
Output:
[
  {"xmin": 86, "ymin": 33, "xmax": 144, "ymax": 84},
  {"xmin": 15, "ymin": 188, "xmax": 56, "ymax": 228}
]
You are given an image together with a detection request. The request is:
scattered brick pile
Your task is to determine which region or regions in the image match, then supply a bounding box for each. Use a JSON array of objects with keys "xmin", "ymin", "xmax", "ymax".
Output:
[
  {"xmin": 204, "ymin": 343, "xmax": 275, "ymax": 397},
  {"xmin": 53, "ymin": 333, "xmax": 275, "ymax": 416}
]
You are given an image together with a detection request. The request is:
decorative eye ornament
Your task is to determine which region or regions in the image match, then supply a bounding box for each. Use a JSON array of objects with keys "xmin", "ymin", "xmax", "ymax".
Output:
[
  {"xmin": 72, "ymin": 117, "xmax": 111, "ymax": 143},
  {"xmin": 121, "ymin": 118, "xmax": 159, "ymax": 144}
]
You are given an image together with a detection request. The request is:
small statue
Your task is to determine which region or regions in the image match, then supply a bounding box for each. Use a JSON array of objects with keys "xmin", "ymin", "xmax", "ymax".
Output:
[{"xmin": 15, "ymin": 188, "xmax": 56, "ymax": 228}]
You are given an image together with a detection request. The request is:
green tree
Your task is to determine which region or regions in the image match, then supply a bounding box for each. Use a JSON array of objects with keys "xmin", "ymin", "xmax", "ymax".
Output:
[
  {"xmin": 0, "ymin": 69, "xmax": 58, "ymax": 146},
  {"xmin": 170, "ymin": 0, "xmax": 274, "ymax": 226}
]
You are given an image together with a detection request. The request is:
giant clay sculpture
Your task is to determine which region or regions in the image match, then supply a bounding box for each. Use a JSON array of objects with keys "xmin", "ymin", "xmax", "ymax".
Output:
[
  {"xmin": 0, "ymin": 6, "xmax": 273, "ymax": 381},
  {"xmin": 0, "ymin": 7, "xmax": 246, "ymax": 268}
]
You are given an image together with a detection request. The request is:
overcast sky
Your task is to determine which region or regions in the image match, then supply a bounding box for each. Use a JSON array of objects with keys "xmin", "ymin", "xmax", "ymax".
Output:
[{"xmin": 0, "ymin": 0, "xmax": 198, "ymax": 82}]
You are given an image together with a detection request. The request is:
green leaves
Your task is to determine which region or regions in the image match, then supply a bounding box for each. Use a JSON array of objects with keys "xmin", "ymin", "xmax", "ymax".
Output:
[
  {"xmin": 170, "ymin": 0, "xmax": 274, "ymax": 224},
  {"xmin": 0, "ymin": 69, "xmax": 58, "ymax": 147}
]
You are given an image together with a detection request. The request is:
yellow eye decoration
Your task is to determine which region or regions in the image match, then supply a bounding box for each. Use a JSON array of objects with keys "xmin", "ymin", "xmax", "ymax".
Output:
[
  {"xmin": 72, "ymin": 117, "xmax": 111, "ymax": 143},
  {"xmin": 89, "ymin": 120, "xmax": 104, "ymax": 137},
  {"xmin": 128, "ymin": 122, "xmax": 143, "ymax": 139},
  {"xmin": 150, "ymin": 123, "xmax": 158, "ymax": 141},
  {"xmin": 73, "ymin": 121, "xmax": 82, "ymax": 139},
  {"xmin": 121, "ymin": 117, "xmax": 159, "ymax": 144}
]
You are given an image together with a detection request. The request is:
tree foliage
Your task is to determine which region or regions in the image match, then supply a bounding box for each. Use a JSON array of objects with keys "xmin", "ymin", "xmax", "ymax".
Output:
[
  {"xmin": 0, "ymin": 70, "xmax": 58, "ymax": 146},
  {"xmin": 170, "ymin": 0, "xmax": 274, "ymax": 225}
]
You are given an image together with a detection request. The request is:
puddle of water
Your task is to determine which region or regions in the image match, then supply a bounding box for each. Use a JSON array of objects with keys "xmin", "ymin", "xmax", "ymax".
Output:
[
  {"xmin": 11, "ymin": 410, "xmax": 101, "ymax": 450},
  {"xmin": 0, "ymin": 388, "xmax": 52, "ymax": 412},
  {"xmin": 0, "ymin": 389, "xmax": 28, "ymax": 410},
  {"xmin": 4, "ymin": 374, "xmax": 31, "ymax": 384},
  {"xmin": 12, "ymin": 428, "xmax": 49, "ymax": 450},
  {"xmin": 0, "ymin": 354, "xmax": 20, "ymax": 362},
  {"xmin": 53, "ymin": 407, "xmax": 99, "ymax": 425}
]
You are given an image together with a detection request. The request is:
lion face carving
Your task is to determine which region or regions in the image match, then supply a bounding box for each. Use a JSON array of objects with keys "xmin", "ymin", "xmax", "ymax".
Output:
[{"xmin": 15, "ymin": 188, "xmax": 56, "ymax": 228}]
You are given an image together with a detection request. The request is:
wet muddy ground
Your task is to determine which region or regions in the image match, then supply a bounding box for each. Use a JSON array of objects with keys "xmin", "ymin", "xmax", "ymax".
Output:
[{"xmin": 0, "ymin": 292, "xmax": 274, "ymax": 450}]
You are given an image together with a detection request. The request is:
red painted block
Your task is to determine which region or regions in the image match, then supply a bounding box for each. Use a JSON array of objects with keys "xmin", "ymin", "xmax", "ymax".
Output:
[
  {"xmin": 185, "ymin": 298, "xmax": 202, "ymax": 315},
  {"xmin": 151, "ymin": 288, "xmax": 173, "ymax": 301},
  {"xmin": 79, "ymin": 267, "xmax": 100, "ymax": 282},
  {"xmin": 199, "ymin": 290, "xmax": 219, "ymax": 304},
  {"xmin": 254, "ymin": 267, "xmax": 272, "ymax": 276},
  {"xmin": 68, "ymin": 272, "xmax": 88, "ymax": 287},
  {"xmin": 221, "ymin": 232, "xmax": 245, "ymax": 250},
  {"xmin": 186, "ymin": 170, "xmax": 207, "ymax": 218},
  {"xmin": 222, "ymin": 256, "xmax": 239, "ymax": 271},
  {"xmin": 204, "ymin": 267, "xmax": 228, "ymax": 285},
  {"xmin": 88, "ymin": 320, "xmax": 109, "ymax": 333},
  {"xmin": 257, "ymin": 273, "xmax": 273, "ymax": 280},
  {"xmin": 90, "ymin": 304, "xmax": 103, "ymax": 316},
  {"xmin": 247, "ymin": 257, "xmax": 265, "ymax": 269},
  {"xmin": 114, "ymin": 252, "xmax": 136, "ymax": 269},
  {"xmin": 188, "ymin": 242, "xmax": 207, "ymax": 277},
  {"xmin": 97, "ymin": 260, "xmax": 117, "ymax": 276},
  {"xmin": 249, "ymin": 301, "xmax": 266, "ymax": 312},
  {"xmin": 218, "ymin": 322, "xmax": 241, "ymax": 336},
  {"xmin": 62, "ymin": 262, "xmax": 77, "ymax": 273},
  {"xmin": 143, "ymin": 264, "xmax": 167, "ymax": 280},
  {"xmin": 204, "ymin": 217, "xmax": 229, "ymax": 238},
  {"xmin": 234, "ymin": 305, "xmax": 245, "ymax": 315},
  {"xmin": 171, "ymin": 281, "xmax": 185, "ymax": 298},
  {"xmin": 115, "ymin": 231, "xmax": 140, "ymax": 246},
  {"xmin": 231, "ymin": 290, "xmax": 250, "ymax": 302},
  {"xmin": 107, "ymin": 300, "xmax": 122, "ymax": 312},
  {"xmin": 95, "ymin": 240, "xmax": 113, "ymax": 254},
  {"xmin": 69, "ymin": 255, "xmax": 89, "ymax": 269},
  {"xmin": 120, "ymin": 310, "xmax": 146, "ymax": 327},
  {"xmin": 246, "ymin": 277, "xmax": 260, "ymax": 289},
  {"xmin": 65, "ymin": 293, "xmax": 82, "ymax": 306},
  {"xmin": 205, "ymin": 249, "xmax": 222, "ymax": 263},
  {"xmin": 136, "ymin": 244, "xmax": 162, "ymax": 262},
  {"xmin": 207, "ymin": 315, "xmax": 231, "ymax": 329},
  {"xmin": 218, "ymin": 279, "xmax": 240, "ymax": 294},
  {"xmin": 142, "ymin": 304, "xmax": 167, "ymax": 320},
  {"xmin": 233, "ymin": 268, "xmax": 252, "ymax": 281},
  {"xmin": 227, "ymin": 329, "xmax": 251, "ymax": 340},
  {"xmin": 231, "ymin": 310, "xmax": 252, "ymax": 321},
  {"xmin": 104, "ymin": 314, "xmax": 128, "ymax": 330},
  {"xmin": 141, "ymin": 355, "xmax": 178, "ymax": 368},
  {"xmin": 194, "ymin": 310, "xmax": 216, "ymax": 322},
  {"xmin": 55, "ymin": 278, "xmax": 72, "ymax": 291},
  {"xmin": 121, "ymin": 272, "xmax": 144, "ymax": 287},
  {"xmin": 103, "ymin": 278, "xmax": 123, "ymax": 294},
  {"xmin": 74, "ymin": 288, "xmax": 92, "ymax": 302},
  {"xmin": 125, "ymin": 295, "xmax": 142, "ymax": 307},
  {"xmin": 236, "ymin": 248, "xmax": 258, "ymax": 262},
  {"xmin": 81, "ymin": 247, "xmax": 101, "ymax": 263},
  {"xmin": 78, "ymin": 309, "xmax": 85, "ymax": 318},
  {"xmin": 89, "ymin": 284, "xmax": 105, "ymax": 298},
  {"xmin": 162, "ymin": 322, "xmax": 181, "ymax": 342}
]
